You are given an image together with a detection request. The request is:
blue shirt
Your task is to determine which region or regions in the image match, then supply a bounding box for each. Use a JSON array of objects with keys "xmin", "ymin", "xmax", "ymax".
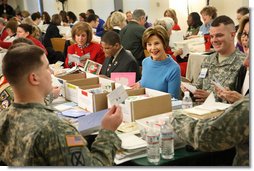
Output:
[
  {"xmin": 140, "ymin": 55, "xmax": 181, "ymax": 99},
  {"xmin": 198, "ymin": 20, "xmax": 213, "ymax": 35},
  {"xmin": 96, "ymin": 18, "xmax": 105, "ymax": 37}
]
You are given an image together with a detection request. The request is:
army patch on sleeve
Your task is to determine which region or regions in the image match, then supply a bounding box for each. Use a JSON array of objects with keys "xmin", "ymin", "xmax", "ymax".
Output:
[{"xmin": 66, "ymin": 135, "xmax": 84, "ymax": 147}]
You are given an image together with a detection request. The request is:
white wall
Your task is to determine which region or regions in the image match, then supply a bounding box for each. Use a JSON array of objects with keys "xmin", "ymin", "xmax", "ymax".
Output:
[
  {"xmin": 210, "ymin": 0, "xmax": 249, "ymax": 25},
  {"xmin": 16, "ymin": 0, "xmax": 249, "ymax": 32},
  {"xmin": 66, "ymin": 0, "xmax": 91, "ymax": 16},
  {"xmin": 23, "ymin": 0, "xmax": 40, "ymax": 13},
  {"xmin": 42, "ymin": 0, "xmax": 59, "ymax": 16},
  {"xmin": 148, "ymin": 0, "xmax": 169, "ymax": 24},
  {"xmin": 91, "ymin": 0, "xmax": 114, "ymax": 21},
  {"xmin": 123, "ymin": 0, "xmax": 150, "ymax": 15}
]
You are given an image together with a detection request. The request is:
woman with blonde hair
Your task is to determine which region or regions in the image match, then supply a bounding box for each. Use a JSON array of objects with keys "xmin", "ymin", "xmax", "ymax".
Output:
[
  {"xmin": 110, "ymin": 11, "xmax": 127, "ymax": 34},
  {"xmin": 164, "ymin": 8, "xmax": 181, "ymax": 30}
]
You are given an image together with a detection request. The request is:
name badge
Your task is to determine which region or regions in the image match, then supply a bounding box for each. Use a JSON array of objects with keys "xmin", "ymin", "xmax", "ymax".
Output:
[{"xmin": 199, "ymin": 68, "xmax": 208, "ymax": 78}]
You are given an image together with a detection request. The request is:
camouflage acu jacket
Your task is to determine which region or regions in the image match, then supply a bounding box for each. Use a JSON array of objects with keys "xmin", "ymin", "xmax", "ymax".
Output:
[
  {"xmin": 0, "ymin": 103, "xmax": 121, "ymax": 166},
  {"xmin": 194, "ymin": 49, "xmax": 245, "ymax": 101},
  {"xmin": 172, "ymin": 97, "xmax": 249, "ymax": 166}
]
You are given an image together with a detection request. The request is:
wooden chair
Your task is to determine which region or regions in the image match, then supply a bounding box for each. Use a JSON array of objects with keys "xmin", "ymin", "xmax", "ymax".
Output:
[{"xmin": 50, "ymin": 38, "xmax": 66, "ymax": 52}]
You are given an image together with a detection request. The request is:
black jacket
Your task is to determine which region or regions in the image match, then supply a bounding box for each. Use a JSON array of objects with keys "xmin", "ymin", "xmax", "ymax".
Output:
[{"xmin": 101, "ymin": 48, "xmax": 141, "ymax": 81}]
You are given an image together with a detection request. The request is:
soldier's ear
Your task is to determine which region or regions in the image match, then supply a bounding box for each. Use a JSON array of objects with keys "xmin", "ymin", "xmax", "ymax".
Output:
[{"xmin": 28, "ymin": 72, "xmax": 40, "ymax": 86}]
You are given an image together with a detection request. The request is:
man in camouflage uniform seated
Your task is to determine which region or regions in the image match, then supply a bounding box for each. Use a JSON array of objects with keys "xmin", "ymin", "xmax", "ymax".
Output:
[
  {"xmin": 185, "ymin": 15, "xmax": 245, "ymax": 102},
  {"xmin": 0, "ymin": 45, "xmax": 123, "ymax": 166},
  {"xmin": 172, "ymin": 96, "xmax": 249, "ymax": 166}
]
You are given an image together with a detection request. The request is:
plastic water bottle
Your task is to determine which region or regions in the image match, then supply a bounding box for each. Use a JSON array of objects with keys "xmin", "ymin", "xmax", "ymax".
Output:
[
  {"xmin": 146, "ymin": 123, "xmax": 160, "ymax": 165},
  {"xmin": 182, "ymin": 91, "xmax": 193, "ymax": 109},
  {"xmin": 160, "ymin": 119, "xmax": 174, "ymax": 159}
]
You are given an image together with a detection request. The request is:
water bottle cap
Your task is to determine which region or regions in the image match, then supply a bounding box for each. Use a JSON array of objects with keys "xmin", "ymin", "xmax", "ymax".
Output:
[{"xmin": 184, "ymin": 91, "xmax": 190, "ymax": 96}]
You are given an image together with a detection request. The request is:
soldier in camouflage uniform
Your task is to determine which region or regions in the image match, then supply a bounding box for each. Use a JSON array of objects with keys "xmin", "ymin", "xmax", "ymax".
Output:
[
  {"xmin": 0, "ymin": 45, "xmax": 123, "ymax": 166},
  {"xmin": 184, "ymin": 15, "xmax": 245, "ymax": 102},
  {"xmin": 172, "ymin": 96, "xmax": 249, "ymax": 166}
]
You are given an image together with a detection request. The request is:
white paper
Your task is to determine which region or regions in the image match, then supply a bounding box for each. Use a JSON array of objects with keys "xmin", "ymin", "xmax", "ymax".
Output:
[
  {"xmin": 114, "ymin": 153, "xmax": 146, "ymax": 165},
  {"xmin": 65, "ymin": 66, "xmax": 78, "ymax": 74},
  {"xmin": 54, "ymin": 102, "xmax": 77, "ymax": 111},
  {"xmin": 107, "ymin": 85, "xmax": 128, "ymax": 105},
  {"xmin": 202, "ymin": 92, "xmax": 216, "ymax": 106},
  {"xmin": 68, "ymin": 54, "xmax": 81, "ymax": 63},
  {"xmin": 181, "ymin": 82, "xmax": 197, "ymax": 93},
  {"xmin": 117, "ymin": 133, "xmax": 147, "ymax": 150},
  {"xmin": 51, "ymin": 74, "xmax": 63, "ymax": 87},
  {"xmin": 170, "ymin": 31, "xmax": 184, "ymax": 48},
  {"xmin": 184, "ymin": 92, "xmax": 232, "ymax": 115},
  {"xmin": 54, "ymin": 61, "xmax": 64, "ymax": 68},
  {"xmin": 180, "ymin": 43, "xmax": 189, "ymax": 58}
]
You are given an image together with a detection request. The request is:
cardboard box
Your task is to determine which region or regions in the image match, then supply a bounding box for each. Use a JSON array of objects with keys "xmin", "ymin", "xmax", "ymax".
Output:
[
  {"xmin": 65, "ymin": 77, "xmax": 99, "ymax": 103},
  {"xmin": 56, "ymin": 73, "xmax": 87, "ymax": 97},
  {"xmin": 78, "ymin": 77, "xmax": 115, "ymax": 112},
  {"xmin": 108, "ymin": 88, "xmax": 172, "ymax": 122}
]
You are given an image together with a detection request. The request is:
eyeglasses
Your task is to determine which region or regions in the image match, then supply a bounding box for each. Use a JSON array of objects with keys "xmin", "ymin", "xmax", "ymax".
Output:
[{"xmin": 241, "ymin": 32, "xmax": 249, "ymax": 38}]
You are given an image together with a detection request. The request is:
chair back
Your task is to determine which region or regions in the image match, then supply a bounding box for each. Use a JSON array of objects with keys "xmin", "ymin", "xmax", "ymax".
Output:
[{"xmin": 50, "ymin": 38, "xmax": 66, "ymax": 52}]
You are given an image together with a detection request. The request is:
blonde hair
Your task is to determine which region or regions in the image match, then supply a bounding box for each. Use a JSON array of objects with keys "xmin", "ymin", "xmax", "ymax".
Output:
[
  {"xmin": 164, "ymin": 8, "xmax": 178, "ymax": 24},
  {"xmin": 110, "ymin": 11, "xmax": 126, "ymax": 28}
]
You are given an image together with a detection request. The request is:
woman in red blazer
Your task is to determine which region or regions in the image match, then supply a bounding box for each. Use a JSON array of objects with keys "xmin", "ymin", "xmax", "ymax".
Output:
[{"xmin": 64, "ymin": 21, "xmax": 105, "ymax": 68}]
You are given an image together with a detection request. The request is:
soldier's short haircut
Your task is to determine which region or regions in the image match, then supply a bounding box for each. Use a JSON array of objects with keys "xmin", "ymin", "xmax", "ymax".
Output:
[
  {"xmin": 12, "ymin": 37, "xmax": 34, "ymax": 46},
  {"xmin": 211, "ymin": 15, "xmax": 235, "ymax": 30},
  {"xmin": 2, "ymin": 45, "xmax": 45, "ymax": 85},
  {"xmin": 132, "ymin": 9, "xmax": 145, "ymax": 21},
  {"xmin": 101, "ymin": 31, "xmax": 121, "ymax": 46}
]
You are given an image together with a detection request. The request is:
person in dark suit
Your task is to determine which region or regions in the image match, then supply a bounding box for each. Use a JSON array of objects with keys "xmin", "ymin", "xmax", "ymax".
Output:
[
  {"xmin": 0, "ymin": 0, "xmax": 15, "ymax": 19},
  {"xmin": 43, "ymin": 14, "xmax": 64, "ymax": 63},
  {"xmin": 120, "ymin": 9, "xmax": 146, "ymax": 66},
  {"xmin": 101, "ymin": 31, "xmax": 141, "ymax": 82}
]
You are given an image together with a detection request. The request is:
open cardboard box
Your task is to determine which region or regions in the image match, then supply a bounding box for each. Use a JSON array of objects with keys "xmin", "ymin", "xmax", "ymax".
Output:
[
  {"xmin": 65, "ymin": 77, "xmax": 99, "ymax": 103},
  {"xmin": 108, "ymin": 88, "xmax": 172, "ymax": 122},
  {"xmin": 56, "ymin": 73, "xmax": 88, "ymax": 97},
  {"xmin": 78, "ymin": 77, "xmax": 116, "ymax": 112}
]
